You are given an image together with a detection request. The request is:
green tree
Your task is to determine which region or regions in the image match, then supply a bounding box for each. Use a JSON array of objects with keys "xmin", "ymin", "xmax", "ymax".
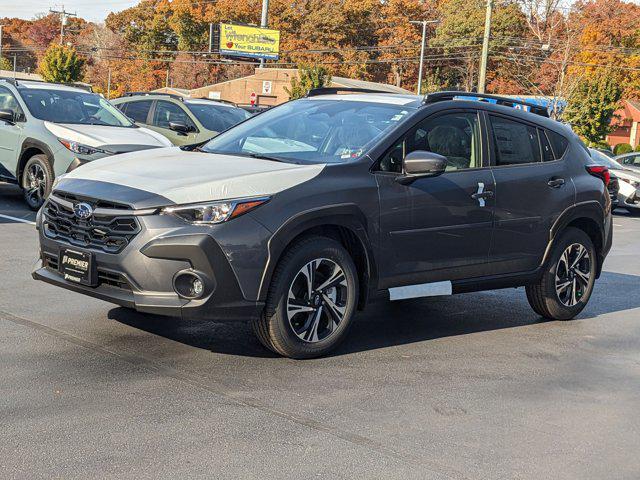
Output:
[
  {"xmin": 0, "ymin": 57, "xmax": 12, "ymax": 71},
  {"xmin": 614, "ymin": 143, "xmax": 633, "ymax": 155},
  {"xmin": 38, "ymin": 44, "xmax": 84, "ymax": 83},
  {"xmin": 285, "ymin": 65, "xmax": 331, "ymax": 100},
  {"xmin": 562, "ymin": 71, "xmax": 622, "ymax": 146}
]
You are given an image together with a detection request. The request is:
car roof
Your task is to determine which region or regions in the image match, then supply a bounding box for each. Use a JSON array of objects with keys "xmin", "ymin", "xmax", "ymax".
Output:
[
  {"xmin": 12, "ymin": 80, "xmax": 90, "ymax": 93},
  {"xmin": 306, "ymin": 93, "xmax": 422, "ymax": 107}
]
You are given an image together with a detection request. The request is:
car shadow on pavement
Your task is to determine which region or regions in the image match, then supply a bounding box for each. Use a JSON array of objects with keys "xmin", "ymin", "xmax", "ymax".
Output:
[{"xmin": 108, "ymin": 270, "xmax": 640, "ymax": 358}]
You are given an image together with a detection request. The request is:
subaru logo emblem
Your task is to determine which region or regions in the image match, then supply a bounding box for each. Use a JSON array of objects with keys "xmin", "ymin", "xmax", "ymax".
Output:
[{"xmin": 73, "ymin": 202, "xmax": 93, "ymax": 220}]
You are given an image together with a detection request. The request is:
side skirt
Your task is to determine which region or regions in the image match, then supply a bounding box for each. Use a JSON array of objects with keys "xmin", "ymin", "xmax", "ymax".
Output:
[{"xmin": 386, "ymin": 268, "xmax": 543, "ymax": 300}]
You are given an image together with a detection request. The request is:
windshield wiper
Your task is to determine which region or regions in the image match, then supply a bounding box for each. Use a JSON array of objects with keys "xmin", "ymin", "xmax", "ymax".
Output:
[{"xmin": 245, "ymin": 152, "xmax": 290, "ymax": 163}]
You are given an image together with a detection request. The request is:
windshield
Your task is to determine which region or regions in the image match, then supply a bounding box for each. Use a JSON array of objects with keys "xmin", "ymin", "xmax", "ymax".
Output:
[
  {"xmin": 186, "ymin": 102, "xmax": 251, "ymax": 132},
  {"xmin": 19, "ymin": 88, "xmax": 133, "ymax": 127},
  {"xmin": 590, "ymin": 149, "xmax": 624, "ymax": 170},
  {"xmin": 201, "ymin": 99, "xmax": 415, "ymax": 164}
]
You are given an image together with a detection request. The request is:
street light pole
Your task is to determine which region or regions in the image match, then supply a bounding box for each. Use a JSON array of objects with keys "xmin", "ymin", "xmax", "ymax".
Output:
[{"xmin": 410, "ymin": 20, "xmax": 439, "ymax": 95}]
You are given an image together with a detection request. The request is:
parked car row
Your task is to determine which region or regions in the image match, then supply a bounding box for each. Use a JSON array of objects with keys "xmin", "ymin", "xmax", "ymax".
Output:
[
  {"xmin": 0, "ymin": 79, "xmax": 254, "ymax": 209},
  {"xmin": 590, "ymin": 149, "xmax": 640, "ymax": 215}
]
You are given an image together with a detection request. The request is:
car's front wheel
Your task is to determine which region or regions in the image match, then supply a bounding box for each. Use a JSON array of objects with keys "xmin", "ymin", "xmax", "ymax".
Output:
[
  {"xmin": 526, "ymin": 227, "xmax": 597, "ymax": 320},
  {"xmin": 22, "ymin": 154, "xmax": 53, "ymax": 210},
  {"xmin": 253, "ymin": 236, "xmax": 358, "ymax": 359}
]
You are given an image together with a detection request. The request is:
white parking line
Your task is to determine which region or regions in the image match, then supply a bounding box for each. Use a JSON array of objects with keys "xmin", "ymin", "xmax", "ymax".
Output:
[{"xmin": 0, "ymin": 213, "xmax": 36, "ymax": 226}]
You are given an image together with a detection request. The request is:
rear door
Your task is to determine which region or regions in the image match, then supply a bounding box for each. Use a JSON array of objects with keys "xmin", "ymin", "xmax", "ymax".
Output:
[
  {"xmin": 486, "ymin": 113, "xmax": 575, "ymax": 273},
  {"xmin": 0, "ymin": 86, "xmax": 25, "ymax": 180},
  {"xmin": 375, "ymin": 109, "xmax": 496, "ymax": 287}
]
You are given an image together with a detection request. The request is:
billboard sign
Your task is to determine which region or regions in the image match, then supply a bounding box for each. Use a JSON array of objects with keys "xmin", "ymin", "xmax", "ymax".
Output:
[{"xmin": 219, "ymin": 23, "xmax": 280, "ymax": 60}]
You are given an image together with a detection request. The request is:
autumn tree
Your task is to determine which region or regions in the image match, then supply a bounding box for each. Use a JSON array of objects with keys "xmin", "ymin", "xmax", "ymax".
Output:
[
  {"xmin": 0, "ymin": 57, "xmax": 12, "ymax": 71},
  {"xmin": 432, "ymin": 0, "xmax": 529, "ymax": 92},
  {"xmin": 562, "ymin": 71, "xmax": 622, "ymax": 146},
  {"xmin": 285, "ymin": 64, "xmax": 331, "ymax": 99},
  {"xmin": 38, "ymin": 44, "xmax": 84, "ymax": 83}
]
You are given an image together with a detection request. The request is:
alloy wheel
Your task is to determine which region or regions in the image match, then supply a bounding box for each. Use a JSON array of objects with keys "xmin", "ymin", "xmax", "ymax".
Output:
[
  {"xmin": 24, "ymin": 163, "xmax": 47, "ymax": 207},
  {"xmin": 555, "ymin": 243, "xmax": 591, "ymax": 307},
  {"xmin": 286, "ymin": 258, "xmax": 349, "ymax": 343}
]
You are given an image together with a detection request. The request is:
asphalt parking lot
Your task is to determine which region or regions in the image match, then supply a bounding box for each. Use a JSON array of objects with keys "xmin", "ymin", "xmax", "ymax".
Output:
[{"xmin": 1, "ymin": 182, "xmax": 639, "ymax": 480}]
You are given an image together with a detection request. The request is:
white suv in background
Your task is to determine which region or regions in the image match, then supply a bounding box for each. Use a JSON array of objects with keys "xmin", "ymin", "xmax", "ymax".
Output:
[{"xmin": 0, "ymin": 78, "xmax": 171, "ymax": 209}]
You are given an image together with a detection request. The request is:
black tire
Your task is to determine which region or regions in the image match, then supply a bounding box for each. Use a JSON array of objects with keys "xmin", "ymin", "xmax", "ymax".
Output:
[
  {"xmin": 252, "ymin": 236, "xmax": 359, "ymax": 359},
  {"xmin": 22, "ymin": 154, "xmax": 54, "ymax": 211},
  {"xmin": 526, "ymin": 227, "xmax": 597, "ymax": 320}
]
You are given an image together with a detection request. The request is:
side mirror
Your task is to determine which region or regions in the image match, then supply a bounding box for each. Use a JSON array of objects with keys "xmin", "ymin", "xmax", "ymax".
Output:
[
  {"xmin": 0, "ymin": 109, "xmax": 15, "ymax": 125},
  {"xmin": 396, "ymin": 150, "xmax": 447, "ymax": 185},
  {"xmin": 169, "ymin": 121, "xmax": 192, "ymax": 134}
]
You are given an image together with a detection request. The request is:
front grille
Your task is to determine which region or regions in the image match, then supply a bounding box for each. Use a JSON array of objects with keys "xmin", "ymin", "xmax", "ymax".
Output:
[
  {"xmin": 43, "ymin": 198, "xmax": 141, "ymax": 254},
  {"xmin": 43, "ymin": 252, "xmax": 132, "ymax": 291}
]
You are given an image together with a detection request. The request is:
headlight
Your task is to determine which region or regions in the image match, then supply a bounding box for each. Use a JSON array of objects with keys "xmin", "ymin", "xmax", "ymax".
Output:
[
  {"xmin": 161, "ymin": 197, "xmax": 269, "ymax": 225},
  {"xmin": 58, "ymin": 139, "xmax": 107, "ymax": 156}
]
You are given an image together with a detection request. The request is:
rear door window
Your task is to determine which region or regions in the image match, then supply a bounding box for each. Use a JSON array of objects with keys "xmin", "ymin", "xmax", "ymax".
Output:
[
  {"xmin": 539, "ymin": 129, "xmax": 555, "ymax": 162},
  {"xmin": 124, "ymin": 101, "xmax": 152, "ymax": 124},
  {"xmin": 489, "ymin": 115, "xmax": 541, "ymax": 165}
]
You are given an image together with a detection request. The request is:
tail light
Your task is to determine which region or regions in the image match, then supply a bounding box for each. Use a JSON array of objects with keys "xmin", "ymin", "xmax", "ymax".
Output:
[{"xmin": 586, "ymin": 165, "xmax": 610, "ymax": 186}]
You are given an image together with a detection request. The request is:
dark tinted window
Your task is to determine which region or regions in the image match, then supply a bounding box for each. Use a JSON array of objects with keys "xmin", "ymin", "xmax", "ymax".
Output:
[
  {"xmin": 547, "ymin": 130, "xmax": 569, "ymax": 159},
  {"xmin": 124, "ymin": 100, "xmax": 152, "ymax": 123},
  {"xmin": 490, "ymin": 115, "xmax": 540, "ymax": 165},
  {"xmin": 539, "ymin": 129, "xmax": 555, "ymax": 162},
  {"xmin": 153, "ymin": 101, "xmax": 195, "ymax": 129},
  {"xmin": 186, "ymin": 103, "xmax": 251, "ymax": 132}
]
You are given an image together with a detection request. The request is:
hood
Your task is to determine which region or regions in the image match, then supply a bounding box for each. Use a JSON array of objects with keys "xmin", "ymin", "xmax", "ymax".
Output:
[
  {"xmin": 56, "ymin": 148, "xmax": 325, "ymax": 208},
  {"xmin": 45, "ymin": 122, "xmax": 172, "ymax": 149}
]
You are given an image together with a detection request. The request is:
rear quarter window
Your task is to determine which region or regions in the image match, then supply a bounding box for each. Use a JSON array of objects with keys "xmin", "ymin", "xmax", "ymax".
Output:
[{"xmin": 546, "ymin": 130, "xmax": 569, "ymax": 159}]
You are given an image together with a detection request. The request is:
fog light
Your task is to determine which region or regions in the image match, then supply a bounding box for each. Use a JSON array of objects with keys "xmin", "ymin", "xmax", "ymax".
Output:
[{"xmin": 173, "ymin": 271, "xmax": 206, "ymax": 299}]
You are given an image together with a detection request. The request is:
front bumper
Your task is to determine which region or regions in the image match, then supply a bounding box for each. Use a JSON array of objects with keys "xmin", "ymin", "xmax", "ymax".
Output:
[{"xmin": 32, "ymin": 197, "xmax": 270, "ymax": 322}]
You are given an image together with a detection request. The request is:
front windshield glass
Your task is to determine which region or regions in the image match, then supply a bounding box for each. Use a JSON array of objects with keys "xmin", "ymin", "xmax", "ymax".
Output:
[
  {"xmin": 590, "ymin": 149, "xmax": 624, "ymax": 170},
  {"xmin": 201, "ymin": 98, "xmax": 415, "ymax": 164},
  {"xmin": 19, "ymin": 88, "xmax": 134, "ymax": 127},
  {"xmin": 186, "ymin": 102, "xmax": 251, "ymax": 132}
]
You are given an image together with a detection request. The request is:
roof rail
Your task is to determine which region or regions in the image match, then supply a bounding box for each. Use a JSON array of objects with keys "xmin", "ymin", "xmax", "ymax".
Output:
[
  {"xmin": 0, "ymin": 77, "xmax": 93, "ymax": 92},
  {"xmin": 123, "ymin": 91, "xmax": 184, "ymax": 101},
  {"xmin": 306, "ymin": 87, "xmax": 398, "ymax": 97},
  {"xmin": 423, "ymin": 91, "xmax": 549, "ymax": 118}
]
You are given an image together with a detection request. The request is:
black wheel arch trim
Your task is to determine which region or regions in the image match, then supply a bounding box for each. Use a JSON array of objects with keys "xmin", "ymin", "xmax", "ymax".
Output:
[
  {"xmin": 542, "ymin": 200, "xmax": 608, "ymax": 276},
  {"xmin": 257, "ymin": 203, "xmax": 378, "ymax": 308},
  {"xmin": 19, "ymin": 138, "xmax": 56, "ymax": 181}
]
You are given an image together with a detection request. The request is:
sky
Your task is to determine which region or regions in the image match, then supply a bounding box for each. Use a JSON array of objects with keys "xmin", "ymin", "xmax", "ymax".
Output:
[
  {"xmin": 1, "ymin": 1, "xmax": 140, "ymax": 23},
  {"xmin": 4, "ymin": 0, "xmax": 640, "ymax": 23}
]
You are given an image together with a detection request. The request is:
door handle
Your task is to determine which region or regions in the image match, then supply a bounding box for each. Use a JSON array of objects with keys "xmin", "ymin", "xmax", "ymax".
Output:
[
  {"xmin": 548, "ymin": 178, "xmax": 565, "ymax": 188},
  {"xmin": 471, "ymin": 191, "xmax": 494, "ymax": 199},
  {"xmin": 471, "ymin": 182, "xmax": 493, "ymax": 207}
]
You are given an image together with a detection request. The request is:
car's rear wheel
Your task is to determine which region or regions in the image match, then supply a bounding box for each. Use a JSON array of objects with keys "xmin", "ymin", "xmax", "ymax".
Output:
[
  {"xmin": 526, "ymin": 227, "xmax": 596, "ymax": 320},
  {"xmin": 252, "ymin": 236, "xmax": 358, "ymax": 359},
  {"xmin": 22, "ymin": 154, "xmax": 53, "ymax": 211}
]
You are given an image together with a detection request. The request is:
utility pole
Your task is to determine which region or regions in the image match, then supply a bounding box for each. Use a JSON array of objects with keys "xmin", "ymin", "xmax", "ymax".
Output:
[
  {"xmin": 49, "ymin": 7, "xmax": 77, "ymax": 45},
  {"xmin": 0, "ymin": 25, "xmax": 3, "ymax": 63},
  {"xmin": 107, "ymin": 67, "xmax": 111, "ymax": 99},
  {"xmin": 410, "ymin": 19, "xmax": 438, "ymax": 95},
  {"xmin": 477, "ymin": 0, "xmax": 493, "ymax": 94},
  {"xmin": 208, "ymin": 23, "xmax": 214, "ymax": 53},
  {"xmin": 259, "ymin": 0, "xmax": 269, "ymax": 68}
]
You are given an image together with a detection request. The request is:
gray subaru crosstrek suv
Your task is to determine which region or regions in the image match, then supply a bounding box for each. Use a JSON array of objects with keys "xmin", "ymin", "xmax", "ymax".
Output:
[{"xmin": 33, "ymin": 90, "xmax": 613, "ymax": 359}]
